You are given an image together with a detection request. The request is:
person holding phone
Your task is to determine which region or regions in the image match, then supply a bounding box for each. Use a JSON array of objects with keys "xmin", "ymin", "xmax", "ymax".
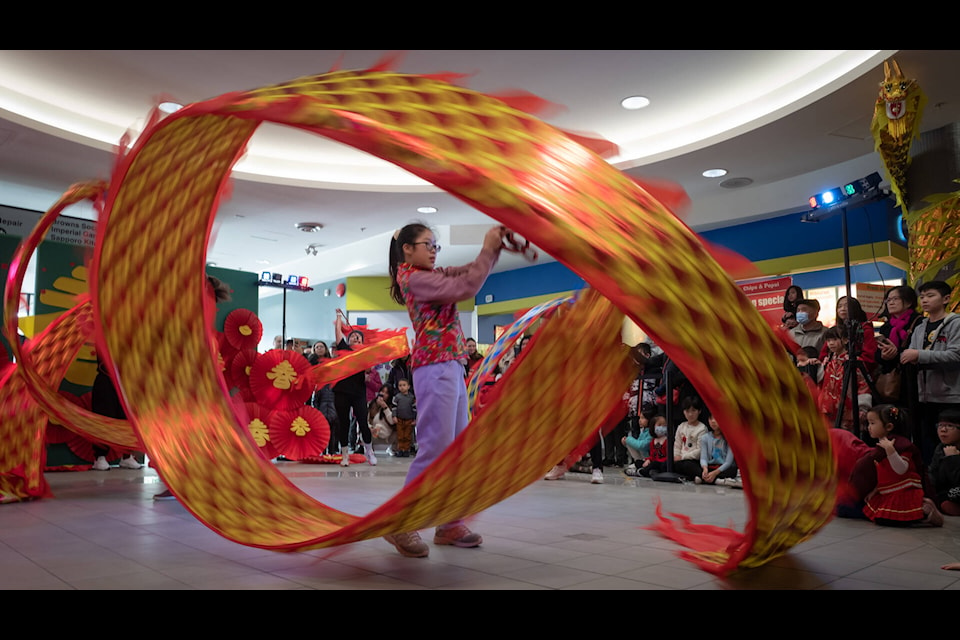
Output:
[{"xmin": 875, "ymin": 285, "xmax": 924, "ymax": 410}]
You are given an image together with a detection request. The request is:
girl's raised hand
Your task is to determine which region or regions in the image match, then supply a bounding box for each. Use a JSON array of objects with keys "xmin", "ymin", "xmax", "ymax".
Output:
[
  {"xmin": 483, "ymin": 225, "xmax": 507, "ymax": 253},
  {"xmin": 878, "ymin": 437, "xmax": 896, "ymax": 454}
]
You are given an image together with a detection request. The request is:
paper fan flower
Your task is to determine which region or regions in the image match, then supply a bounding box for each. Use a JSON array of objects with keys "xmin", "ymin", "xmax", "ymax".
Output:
[
  {"xmin": 46, "ymin": 390, "xmax": 91, "ymax": 444},
  {"xmin": 45, "ymin": 423, "xmax": 75, "ymax": 445},
  {"xmin": 216, "ymin": 331, "xmax": 238, "ymax": 385},
  {"xmin": 65, "ymin": 433, "xmax": 122, "ymax": 464},
  {"xmin": 224, "ymin": 308, "xmax": 263, "ymax": 351},
  {"xmin": 268, "ymin": 405, "xmax": 330, "ymax": 461},
  {"xmin": 249, "ymin": 349, "xmax": 313, "ymax": 411},
  {"xmin": 230, "ymin": 349, "xmax": 260, "ymax": 393},
  {"xmin": 243, "ymin": 402, "xmax": 278, "ymax": 460}
]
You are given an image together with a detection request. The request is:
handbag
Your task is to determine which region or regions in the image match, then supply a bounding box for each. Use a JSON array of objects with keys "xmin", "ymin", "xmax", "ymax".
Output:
[{"xmin": 874, "ymin": 367, "xmax": 901, "ymax": 402}]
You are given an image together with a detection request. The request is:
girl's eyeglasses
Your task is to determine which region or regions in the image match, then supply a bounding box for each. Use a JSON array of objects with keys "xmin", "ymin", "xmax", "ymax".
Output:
[{"xmin": 410, "ymin": 242, "xmax": 441, "ymax": 253}]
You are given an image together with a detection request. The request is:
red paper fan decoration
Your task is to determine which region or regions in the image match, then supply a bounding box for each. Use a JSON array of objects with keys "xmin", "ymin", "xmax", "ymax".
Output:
[
  {"xmin": 216, "ymin": 331, "xmax": 238, "ymax": 385},
  {"xmin": 45, "ymin": 423, "xmax": 75, "ymax": 445},
  {"xmin": 224, "ymin": 308, "xmax": 263, "ymax": 351},
  {"xmin": 268, "ymin": 405, "xmax": 330, "ymax": 461},
  {"xmin": 65, "ymin": 433, "xmax": 122, "ymax": 463},
  {"xmin": 230, "ymin": 349, "xmax": 260, "ymax": 393},
  {"xmin": 243, "ymin": 402, "xmax": 278, "ymax": 460},
  {"xmin": 46, "ymin": 390, "xmax": 91, "ymax": 444},
  {"xmin": 249, "ymin": 349, "xmax": 313, "ymax": 411}
]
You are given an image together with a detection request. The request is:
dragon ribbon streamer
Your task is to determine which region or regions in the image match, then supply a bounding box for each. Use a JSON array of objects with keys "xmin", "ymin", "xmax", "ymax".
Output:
[{"xmin": 1, "ymin": 63, "xmax": 835, "ymax": 574}]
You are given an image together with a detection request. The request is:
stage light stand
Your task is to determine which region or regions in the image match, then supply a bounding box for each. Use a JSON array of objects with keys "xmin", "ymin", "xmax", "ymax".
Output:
[{"xmin": 803, "ymin": 173, "xmax": 889, "ymax": 432}]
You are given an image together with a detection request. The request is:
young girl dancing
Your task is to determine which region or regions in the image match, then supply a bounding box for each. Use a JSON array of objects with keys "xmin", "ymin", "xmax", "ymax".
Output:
[
  {"xmin": 384, "ymin": 222, "xmax": 506, "ymax": 558},
  {"xmin": 854, "ymin": 404, "xmax": 944, "ymax": 527}
]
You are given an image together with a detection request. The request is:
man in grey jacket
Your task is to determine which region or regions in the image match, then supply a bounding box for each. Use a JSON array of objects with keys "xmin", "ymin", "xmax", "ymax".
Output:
[{"xmin": 901, "ymin": 281, "xmax": 960, "ymax": 463}]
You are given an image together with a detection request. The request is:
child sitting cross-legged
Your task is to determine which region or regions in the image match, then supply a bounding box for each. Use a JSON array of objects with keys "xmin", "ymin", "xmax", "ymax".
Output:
[
  {"xmin": 638, "ymin": 415, "xmax": 669, "ymax": 478},
  {"xmin": 622, "ymin": 403, "xmax": 657, "ymax": 477},
  {"xmin": 696, "ymin": 414, "xmax": 740, "ymax": 487}
]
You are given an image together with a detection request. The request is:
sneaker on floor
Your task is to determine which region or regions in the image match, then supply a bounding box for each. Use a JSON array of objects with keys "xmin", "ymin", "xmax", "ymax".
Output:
[
  {"xmin": 340, "ymin": 446, "xmax": 350, "ymax": 467},
  {"xmin": 92, "ymin": 456, "xmax": 110, "ymax": 471},
  {"xmin": 119, "ymin": 456, "xmax": 142, "ymax": 469},
  {"xmin": 591, "ymin": 468, "xmax": 604, "ymax": 484},
  {"xmin": 153, "ymin": 489, "xmax": 176, "ymax": 501},
  {"xmin": 434, "ymin": 524, "xmax": 482, "ymax": 548},
  {"xmin": 364, "ymin": 444, "xmax": 377, "ymax": 466},
  {"xmin": 694, "ymin": 476, "xmax": 703, "ymax": 484},
  {"xmin": 544, "ymin": 464, "xmax": 567, "ymax": 481},
  {"xmin": 384, "ymin": 531, "xmax": 430, "ymax": 557}
]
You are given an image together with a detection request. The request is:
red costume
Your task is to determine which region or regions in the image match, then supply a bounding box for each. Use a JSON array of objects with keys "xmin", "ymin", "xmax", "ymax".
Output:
[{"xmin": 858, "ymin": 434, "xmax": 926, "ymax": 524}]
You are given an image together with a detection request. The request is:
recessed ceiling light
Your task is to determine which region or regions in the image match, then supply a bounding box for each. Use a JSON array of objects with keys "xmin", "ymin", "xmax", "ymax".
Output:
[
  {"xmin": 295, "ymin": 222, "xmax": 324, "ymax": 232},
  {"xmin": 158, "ymin": 101, "xmax": 183, "ymax": 114},
  {"xmin": 417, "ymin": 206, "xmax": 438, "ymax": 214},
  {"xmin": 620, "ymin": 96, "xmax": 650, "ymax": 110},
  {"xmin": 702, "ymin": 168, "xmax": 728, "ymax": 178}
]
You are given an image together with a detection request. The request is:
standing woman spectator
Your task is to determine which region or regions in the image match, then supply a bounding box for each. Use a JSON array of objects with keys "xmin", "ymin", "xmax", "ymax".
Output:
[
  {"xmin": 309, "ymin": 341, "xmax": 340, "ymax": 455},
  {"xmin": 783, "ymin": 285, "xmax": 805, "ymax": 315},
  {"xmin": 821, "ymin": 296, "xmax": 878, "ymax": 372},
  {"xmin": 875, "ymin": 285, "xmax": 924, "ymax": 409},
  {"xmin": 332, "ymin": 314, "xmax": 377, "ymax": 467}
]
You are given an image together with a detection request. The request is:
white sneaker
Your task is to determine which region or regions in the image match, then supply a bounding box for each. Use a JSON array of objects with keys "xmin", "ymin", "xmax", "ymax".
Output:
[
  {"xmin": 694, "ymin": 476, "xmax": 703, "ymax": 484},
  {"xmin": 340, "ymin": 446, "xmax": 350, "ymax": 467},
  {"xmin": 364, "ymin": 443, "xmax": 377, "ymax": 466},
  {"xmin": 544, "ymin": 464, "xmax": 566, "ymax": 481},
  {"xmin": 119, "ymin": 456, "xmax": 142, "ymax": 469},
  {"xmin": 92, "ymin": 456, "xmax": 110, "ymax": 471},
  {"xmin": 591, "ymin": 469, "xmax": 604, "ymax": 484}
]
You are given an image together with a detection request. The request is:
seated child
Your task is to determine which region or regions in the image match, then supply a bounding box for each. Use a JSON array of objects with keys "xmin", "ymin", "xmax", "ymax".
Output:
[
  {"xmin": 697, "ymin": 415, "xmax": 739, "ymax": 486},
  {"xmin": 622, "ymin": 403, "xmax": 657, "ymax": 476},
  {"xmin": 672, "ymin": 396, "xmax": 708, "ymax": 481},
  {"xmin": 638, "ymin": 415, "xmax": 669, "ymax": 478},
  {"xmin": 928, "ymin": 408, "xmax": 960, "ymax": 517},
  {"xmin": 853, "ymin": 404, "xmax": 943, "ymax": 527}
]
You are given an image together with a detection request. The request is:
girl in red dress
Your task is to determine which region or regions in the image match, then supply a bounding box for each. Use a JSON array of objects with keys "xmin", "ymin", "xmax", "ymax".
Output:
[{"xmin": 856, "ymin": 404, "xmax": 944, "ymax": 527}]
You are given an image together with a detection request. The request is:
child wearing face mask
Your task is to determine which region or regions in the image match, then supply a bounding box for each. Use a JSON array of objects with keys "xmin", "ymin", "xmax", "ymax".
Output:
[{"xmin": 638, "ymin": 415, "xmax": 670, "ymax": 478}]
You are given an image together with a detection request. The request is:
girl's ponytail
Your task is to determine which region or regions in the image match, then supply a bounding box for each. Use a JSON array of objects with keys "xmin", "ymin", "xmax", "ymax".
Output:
[{"xmin": 388, "ymin": 223, "xmax": 429, "ymax": 305}]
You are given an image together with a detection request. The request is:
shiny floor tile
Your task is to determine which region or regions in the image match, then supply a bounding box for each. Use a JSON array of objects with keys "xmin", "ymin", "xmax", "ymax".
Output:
[{"xmin": 2, "ymin": 454, "xmax": 959, "ymax": 590}]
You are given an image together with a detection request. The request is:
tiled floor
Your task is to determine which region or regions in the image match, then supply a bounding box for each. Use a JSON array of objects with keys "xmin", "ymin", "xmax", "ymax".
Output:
[{"xmin": 2, "ymin": 453, "xmax": 959, "ymax": 590}]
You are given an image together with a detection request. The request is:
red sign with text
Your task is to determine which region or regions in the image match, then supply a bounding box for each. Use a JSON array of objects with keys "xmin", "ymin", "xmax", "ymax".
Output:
[{"xmin": 738, "ymin": 276, "xmax": 792, "ymax": 327}]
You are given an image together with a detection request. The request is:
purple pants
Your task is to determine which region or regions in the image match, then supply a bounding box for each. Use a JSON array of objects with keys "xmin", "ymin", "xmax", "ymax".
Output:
[{"xmin": 408, "ymin": 359, "xmax": 469, "ymax": 528}]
